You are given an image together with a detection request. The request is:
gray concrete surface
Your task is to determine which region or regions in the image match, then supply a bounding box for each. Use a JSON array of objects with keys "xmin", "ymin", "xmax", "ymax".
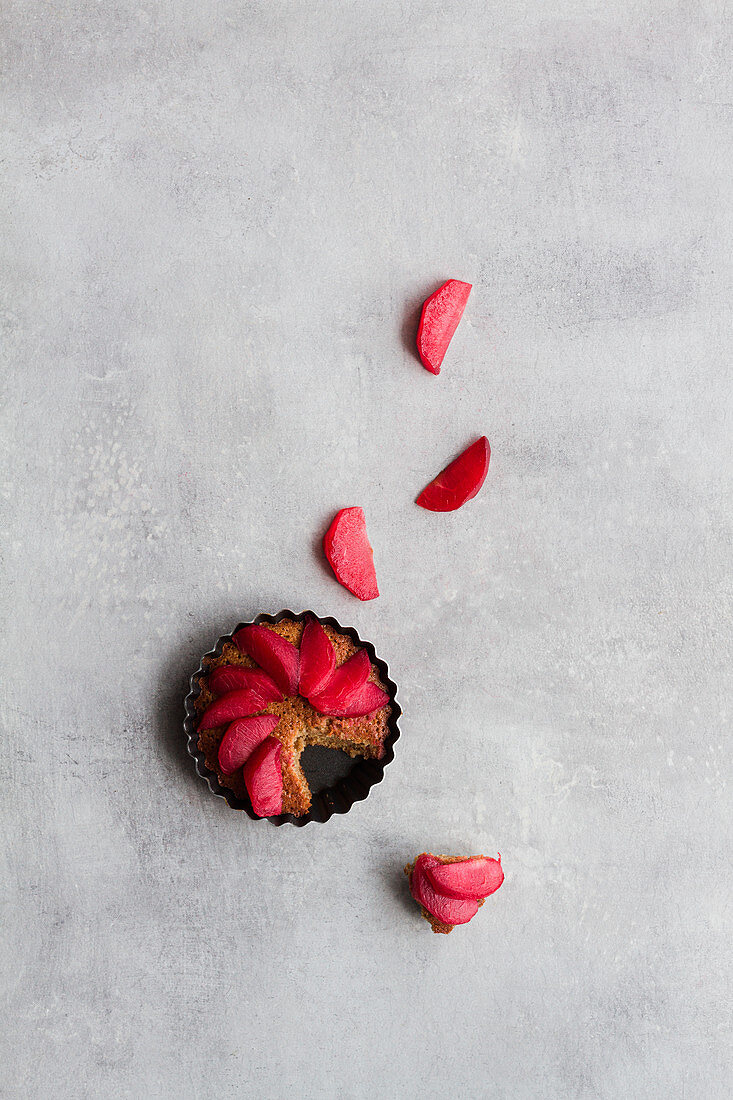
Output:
[{"xmin": 2, "ymin": 1, "xmax": 732, "ymax": 1097}]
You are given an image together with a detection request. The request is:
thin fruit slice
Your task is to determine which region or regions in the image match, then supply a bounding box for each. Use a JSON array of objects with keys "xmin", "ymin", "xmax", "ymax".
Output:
[
  {"xmin": 426, "ymin": 855, "xmax": 504, "ymax": 901},
  {"xmin": 410, "ymin": 855, "xmax": 479, "ymax": 925},
  {"xmin": 208, "ymin": 665, "xmax": 283, "ymax": 702},
  {"xmin": 198, "ymin": 688, "xmax": 271, "ymax": 731},
  {"xmin": 416, "ymin": 279, "xmax": 472, "ymax": 375},
  {"xmin": 233, "ymin": 624, "xmax": 300, "ymax": 696},
  {"xmin": 310, "ymin": 678, "xmax": 388, "ymax": 718},
  {"xmin": 243, "ymin": 735, "xmax": 283, "ymax": 817},
  {"xmin": 308, "ymin": 648, "xmax": 369, "ymax": 704},
  {"xmin": 416, "ymin": 436, "xmax": 490, "ymax": 512},
  {"xmin": 299, "ymin": 617, "xmax": 336, "ymax": 698},
  {"xmin": 217, "ymin": 715, "xmax": 280, "ymax": 775},
  {"xmin": 323, "ymin": 507, "xmax": 379, "ymax": 601}
]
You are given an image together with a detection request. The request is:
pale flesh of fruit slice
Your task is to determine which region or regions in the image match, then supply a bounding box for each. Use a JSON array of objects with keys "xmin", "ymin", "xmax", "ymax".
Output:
[
  {"xmin": 208, "ymin": 665, "xmax": 284, "ymax": 702},
  {"xmin": 217, "ymin": 715, "xmax": 281, "ymax": 775},
  {"xmin": 426, "ymin": 855, "xmax": 504, "ymax": 900},
  {"xmin": 323, "ymin": 507, "xmax": 379, "ymax": 601},
  {"xmin": 233, "ymin": 624, "xmax": 300, "ymax": 696},
  {"xmin": 198, "ymin": 688, "xmax": 272, "ymax": 731},
  {"xmin": 243, "ymin": 735, "xmax": 283, "ymax": 817},
  {"xmin": 410, "ymin": 854, "xmax": 479, "ymax": 925},
  {"xmin": 298, "ymin": 617, "xmax": 337, "ymax": 698},
  {"xmin": 416, "ymin": 279, "xmax": 472, "ymax": 375},
  {"xmin": 416, "ymin": 436, "xmax": 490, "ymax": 512}
]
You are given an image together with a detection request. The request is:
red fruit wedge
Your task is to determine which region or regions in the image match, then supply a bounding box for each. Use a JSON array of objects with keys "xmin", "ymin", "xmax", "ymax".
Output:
[
  {"xmin": 198, "ymin": 688, "xmax": 271, "ymax": 731},
  {"xmin": 416, "ymin": 279, "xmax": 472, "ymax": 375},
  {"xmin": 208, "ymin": 665, "xmax": 283, "ymax": 702},
  {"xmin": 299, "ymin": 617, "xmax": 336, "ymax": 698},
  {"xmin": 410, "ymin": 855, "xmax": 479, "ymax": 926},
  {"xmin": 233, "ymin": 624, "xmax": 300, "ymax": 696},
  {"xmin": 426, "ymin": 855, "xmax": 504, "ymax": 901},
  {"xmin": 324, "ymin": 507, "xmax": 379, "ymax": 601},
  {"xmin": 308, "ymin": 647, "xmax": 369, "ymax": 703},
  {"xmin": 310, "ymin": 678, "xmax": 389, "ymax": 718},
  {"xmin": 416, "ymin": 436, "xmax": 490, "ymax": 512},
  {"xmin": 217, "ymin": 715, "xmax": 280, "ymax": 775},
  {"xmin": 243, "ymin": 735, "xmax": 283, "ymax": 817}
]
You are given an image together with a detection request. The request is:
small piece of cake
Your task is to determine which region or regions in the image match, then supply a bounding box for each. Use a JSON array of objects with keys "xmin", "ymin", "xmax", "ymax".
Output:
[
  {"xmin": 404, "ymin": 852, "xmax": 504, "ymax": 934},
  {"xmin": 195, "ymin": 616, "xmax": 392, "ymax": 818}
]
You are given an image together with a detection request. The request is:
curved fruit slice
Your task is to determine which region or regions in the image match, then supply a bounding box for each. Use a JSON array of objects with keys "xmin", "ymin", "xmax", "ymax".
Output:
[
  {"xmin": 324, "ymin": 507, "xmax": 379, "ymax": 601},
  {"xmin": 217, "ymin": 715, "xmax": 280, "ymax": 775},
  {"xmin": 233, "ymin": 624, "xmax": 300, "ymax": 696},
  {"xmin": 208, "ymin": 665, "xmax": 283, "ymax": 702},
  {"xmin": 426, "ymin": 855, "xmax": 504, "ymax": 901},
  {"xmin": 310, "ymin": 677, "xmax": 388, "ymax": 718},
  {"xmin": 198, "ymin": 688, "xmax": 271, "ymax": 731},
  {"xmin": 308, "ymin": 648, "xmax": 369, "ymax": 704},
  {"xmin": 416, "ymin": 436, "xmax": 490, "ymax": 512},
  {"xmin": 243, "ymin": 735, "xmax": 283, "ymax": 817},
  {"xmin": 299, "ymin": 617, "xmax": 336, "ymax": 698},
  {"xmin": 410, "ymin": 855, "xmax": 479, "ymax": 925},
  {"xmin": 416, "ymin": 279, "xmax": 472, "ymax": 375}
]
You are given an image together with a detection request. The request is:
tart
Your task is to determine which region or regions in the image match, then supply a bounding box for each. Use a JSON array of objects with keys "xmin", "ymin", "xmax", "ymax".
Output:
[
  {"xmin": 189, "ymin": 613, "xmax": 398, "ymax": 822},
  {"xmin": 404, "ymin": 852, "xmax": 504, "ymax": 934}
]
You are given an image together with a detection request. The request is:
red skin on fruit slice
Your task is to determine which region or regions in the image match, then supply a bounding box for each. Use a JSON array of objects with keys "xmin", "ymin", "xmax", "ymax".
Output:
[
  {"xmin": 310, "ymin": 678, "xmax": 389, "ymax": 718},
  {"xmin": 416, "ymin": 436, "xmax": 490, "ymax": 512},
  {"xmin": 426, "ymin": 855, "xmax": 504, "ymax": 901},
  {"xmin": 416, "ymin": 279, "xmax": 472, "ymax": 375},
  {"xmin": 198, "ymin": 688, "xmax": 271, "ymax": 731},
  {"xmin": 299, "ymin": 617, "xmax": 337, "ymax": 698},
  {"xmin": 208, "ymin": 665, "xmax": 283, "ymax": 702},
  {"xmin": 323, "ymin": 507, "xmax": 379, "ymax": 601},
  {"xmin": 233, "ymin": 624, "xmax": 300, "ymax": 696},
  {"xmin": 243, "ymin": 735, "xmax": 283, "ymax": 817},
  {"xmin": 410, "ymin": 855, "xmax": 479, "ymax": 926},
  {"xmin": 217, "ymin": 715, "xmax": 280, "ymax": 775}
]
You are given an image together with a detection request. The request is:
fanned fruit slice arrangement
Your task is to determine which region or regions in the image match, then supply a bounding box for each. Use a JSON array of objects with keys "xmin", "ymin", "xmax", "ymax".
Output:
[
  {"xmin": 404, "ymin": 852, "xmax": 504, "ymax": 934},
  {"xmin": 194, "ymin": 616, "xmax": 393, "ymax": 819}
]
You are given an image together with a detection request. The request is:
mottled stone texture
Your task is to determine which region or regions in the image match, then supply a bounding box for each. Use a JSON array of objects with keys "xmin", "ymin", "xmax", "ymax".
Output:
[{"xmin": 1, "ymin": 1, "xmax": 731, "ymax": 1097}]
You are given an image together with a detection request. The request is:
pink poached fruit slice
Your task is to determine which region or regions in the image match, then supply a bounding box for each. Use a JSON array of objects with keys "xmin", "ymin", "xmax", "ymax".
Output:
[
  {"xmin": 298, "ymin": 617, "xmax": 337, "ymax": 698},
  {"xmin": 309, "ymin": 648, "xmax": 369, "ymax": 701},
  {"xmin": 417, "ymin": 436, "xmax": 490, "ymax": 512},
  {"xmin": 410, "ymin": 855, "xmax": 479, "ymax": 926},
  {"xmin": 310, "ymin": 678, "xmax": 389, "ymax": 718},
  {"xmin": 198, "ymin": 688, "xmax": 272, "ymax": 731},
  {"xmin": 243, "ymin": 735, "xmax": 284, "ymax": 817},
  {"xmin": 324, "ymin": 507, "xmax": 379, "ymax": 601},
  {"xmin": 308, "ymin": 648, "xmax": 379, "ymax": 716},
  {"xmin": 426, "ymin": 855, "xmax": 504, "ymax": 901},
  {"xmin": 208, "ymin": 665, "xmax": 283, "ymax": 702},
  {"xmin": 233, "ymin": 624, "xmax": 300, "ymax": 696},
  {"xmin": 416, "ymin": 279, "xmax": 472, "ymax": 375},
  {"xmin": 217, "ymin": 715, "xmax": 280, "ymax": 775}
]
